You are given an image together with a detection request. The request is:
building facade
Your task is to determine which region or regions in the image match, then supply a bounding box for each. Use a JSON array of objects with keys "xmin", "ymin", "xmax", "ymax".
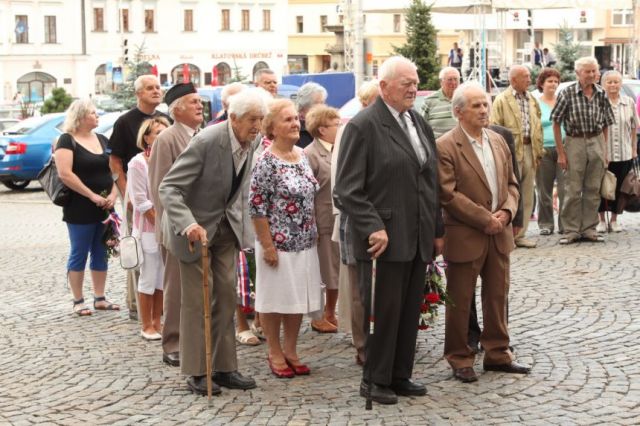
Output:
[{"xmin": 0, "ymin": 0, "xmax": 288, "ymax": 102}]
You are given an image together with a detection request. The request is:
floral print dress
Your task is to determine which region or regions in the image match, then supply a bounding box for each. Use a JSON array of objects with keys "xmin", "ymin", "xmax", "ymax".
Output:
[
  {"xmin": 249, "ymin": 150, "xmax": 319, "ymax": 252},
  {"xmin": 249, "ymin": 149, "xmax": 323, "ymax": 314}
]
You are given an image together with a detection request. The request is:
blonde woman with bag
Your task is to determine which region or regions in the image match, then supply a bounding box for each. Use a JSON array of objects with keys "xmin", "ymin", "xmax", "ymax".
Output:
[{"xmin": 127, "ymin": 116, "xmax": 170, "ymax": 340}]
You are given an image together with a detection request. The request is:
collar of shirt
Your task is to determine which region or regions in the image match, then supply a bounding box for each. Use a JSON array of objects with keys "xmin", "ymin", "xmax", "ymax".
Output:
[
  {"xmin": 178, "ymin": 121, "xmax": 198, "ymax": 137},
  {"xmin": 575, "ymin": 82, "xmax": 604, "ymax": 96},
  {"xmin": 511, "ymin": 87, "xmax": 529, "ymax": 100},
  {"xmin": 383, "ymin": 100, "xmax": 408, "ymax": 124},
  {"xmin": 228, "ymin": 120, "xmax": 249, "ymax": 169},
  {"xmin": 610, "ymin": 95, "xmax": 632, "ymax": 107},
  {"xmin": 460, "ymin": 126, "xmax": 488, "ymax": 146},
  {"xmin": 318, "ymin": 138, "xmax": 333, "ymax": 153}
]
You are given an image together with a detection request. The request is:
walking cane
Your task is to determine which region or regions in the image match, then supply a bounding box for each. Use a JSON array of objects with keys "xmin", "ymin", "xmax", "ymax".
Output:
[
  {"xmin": 190, "ymin": 239, "xmax": 213, "ymax": 402},
  {"xmin": 365, "ymin": 258, "xmax": 377, "ymax": 410},
  {"xmin": 201, "ymin": 242, "xmax": 214, "ymax": 402}
]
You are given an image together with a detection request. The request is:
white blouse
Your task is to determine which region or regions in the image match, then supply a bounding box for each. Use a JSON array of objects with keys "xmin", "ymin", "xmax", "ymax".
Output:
[{"xmin": 606, "ymin": 95, "xmax": 637, "ymax": 162}]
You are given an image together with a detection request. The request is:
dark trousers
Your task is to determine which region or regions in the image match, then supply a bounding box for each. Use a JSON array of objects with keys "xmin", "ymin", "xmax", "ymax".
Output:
[
  {"xmin": 358, "ymin": 256, "xmax": 426, "ymax": 386},
  {"xmin": 599, "ymin": 159, "xmax": 633, "ymax": 214}
]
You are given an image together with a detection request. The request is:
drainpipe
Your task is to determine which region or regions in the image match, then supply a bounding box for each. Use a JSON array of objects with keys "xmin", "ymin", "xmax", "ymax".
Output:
[{"xmin": 81, "ymin": 0, "xmax": 86, "ymax": 55}]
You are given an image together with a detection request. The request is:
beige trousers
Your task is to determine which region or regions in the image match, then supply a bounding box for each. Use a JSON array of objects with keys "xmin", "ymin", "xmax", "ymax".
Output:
[
  {"xmin": 161, "ymin": 245, "xmax": 181, "ymax": 355},
  {"xmin": 515, "ymin": 144, "xmax": 535, "ymax": 242}
]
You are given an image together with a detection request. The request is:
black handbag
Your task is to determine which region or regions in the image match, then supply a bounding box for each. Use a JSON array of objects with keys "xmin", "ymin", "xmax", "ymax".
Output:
[{"xmin": 37, "ymin": 138, "xmax": 74, "ymax": 206}]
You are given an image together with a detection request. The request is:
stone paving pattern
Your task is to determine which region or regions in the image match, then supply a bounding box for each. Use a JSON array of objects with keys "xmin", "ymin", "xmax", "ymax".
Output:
[{"xmin": 1, "ymin": 184, "xmax": 640, "ymax": 425}]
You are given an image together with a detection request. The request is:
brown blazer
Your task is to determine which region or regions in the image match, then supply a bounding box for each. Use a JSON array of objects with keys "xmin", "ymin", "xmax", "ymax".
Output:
[
  {"xmin": 304, "ymin": 139, "xmax": 334, "ymax": 234},
  {"xmin": 436, "ymin": 125, "xmax": 519, "ymax": 263}
]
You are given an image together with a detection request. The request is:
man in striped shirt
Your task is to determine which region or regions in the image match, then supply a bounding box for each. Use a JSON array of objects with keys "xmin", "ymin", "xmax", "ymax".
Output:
[
  {"xmin": 551, "ymin": 56, "xmax": 615, "ymax": 244},
  {"xmin": 423, "ymin": 67, "xmax": 460, "ymax": 139}
]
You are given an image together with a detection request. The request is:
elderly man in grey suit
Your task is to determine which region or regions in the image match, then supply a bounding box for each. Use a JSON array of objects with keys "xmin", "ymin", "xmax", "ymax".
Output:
[
  {"xmin": 148, "ymin": 82, "xmax": 202, "ymax": 367},
  {"xmin": 334, "ymin": 56, "xmax": 444, "ymax": 405},
  {"xmin": 159, "ymin": 89, "xmax": 269, "ymax": 396}
]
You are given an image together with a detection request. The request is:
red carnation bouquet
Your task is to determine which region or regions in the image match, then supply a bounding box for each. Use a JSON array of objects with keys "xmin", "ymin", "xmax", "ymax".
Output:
[{"xmin": 418, "ymin": 260, "xmax": 452, "ymax": 330}]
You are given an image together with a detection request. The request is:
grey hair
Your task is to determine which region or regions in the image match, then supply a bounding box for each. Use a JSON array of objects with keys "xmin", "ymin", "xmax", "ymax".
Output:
[
  {"xmin": 379, "ymin": 56, "xmax": 417, "ymax": 81},
  {"xmin": 63, "ymin": 98, "xmax": 96, "ymax": 133},
  {"xmin": 168, "ymin": 98, "xmax": 184, "ymax": 120},
  {"xmin": 357, "ymin": 79, "xmax": 380, "ymax": 104},
  {"xmin": 601, "ymin": 69, "xmax": 621, "ymax": 84},
  {"xmin": 134, "ymin": 74, "xmax": 159, "ymax": 92},
  {"xmin": 439, "ymin": 67, "xmax": 460, "ymax": 80},
  {"xmin": 296, "ymin": 82, "xmax": 328, "ymax": 112},
  {"xmin": 221, "ymin": 82, "xmax": 246, "ymax": 107},
  {"xmin": 574, "ymin": 56, "xmax": 599, "ymax": 71},
  {"xmin": 254, "ymin": 68, "xmax": 275, "ymax": 82},
  {"xmin": 451, "ymin": 81, "xmax": 485, "ymax": 116},
  {"xmin": 228, "ymin": 87, "xmax": 271, "ymax": 118},
  {"xmin": 508, "ymin": 65, "xmax": 528, "ymax": 80}
]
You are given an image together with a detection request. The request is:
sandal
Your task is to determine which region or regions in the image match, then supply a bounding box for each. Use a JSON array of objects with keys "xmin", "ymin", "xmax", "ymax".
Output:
[
  {"xmin": 250, "ymin": 322, "xmax": 266, "ymax": 340},
  {"xmin": 93, "ymin": 296, "xmax": 120, "ymax": 311},
  {"xmin": 73, "ymin": 298, "xmax": 92, "ymax": 316},
  {"xmin": 236, "ymin": 330, "xmax": 261, "ymax": 346}
]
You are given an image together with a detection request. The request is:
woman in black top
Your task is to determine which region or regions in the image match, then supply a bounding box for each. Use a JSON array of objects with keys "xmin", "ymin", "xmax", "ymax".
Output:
[{"xmin": 56, "ymin": 99, "xmax": 120, "ymax": 316}]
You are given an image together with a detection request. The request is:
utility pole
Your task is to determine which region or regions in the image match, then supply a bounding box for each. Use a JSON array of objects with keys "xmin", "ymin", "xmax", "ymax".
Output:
[{"xmin": 342, "ymin": 0, "xmax": 364, "ymax": 89}]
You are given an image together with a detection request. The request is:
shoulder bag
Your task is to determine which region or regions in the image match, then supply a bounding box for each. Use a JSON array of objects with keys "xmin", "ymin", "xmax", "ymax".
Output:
[
  {"xmin": 600, "ymin": 170, "xmax": 617, "ymax": 201},
  {"xmin": 37, "ymin": 137, "xmax": 74, "ymax": 206},
  {"xmin": 119, "ymin": 189, "xmax": 144, "ymax": 270}
]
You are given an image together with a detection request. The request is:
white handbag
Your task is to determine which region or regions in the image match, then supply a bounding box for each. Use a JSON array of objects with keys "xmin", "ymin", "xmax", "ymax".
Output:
[
  {"xmin": 600, "ymin": 170, "xmax": 617, "ymax": 201},
  {"xmin": 119, "ymin": 190, "xmax": 144, "ymax": 270}
]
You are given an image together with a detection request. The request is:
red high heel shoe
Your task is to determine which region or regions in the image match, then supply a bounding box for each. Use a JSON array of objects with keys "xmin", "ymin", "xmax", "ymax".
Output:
[
  {"xmin": 268, "ymin": 356, "xmax": 294, "ymax": 379},
  {"xmin": 284, "ymin": 358, "xmax": 310, "ymax": 375}
]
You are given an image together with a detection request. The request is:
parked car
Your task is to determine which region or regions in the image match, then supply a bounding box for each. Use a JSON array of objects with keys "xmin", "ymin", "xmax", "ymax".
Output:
[
  {"xmin": 338, "ymin": 90, "xmax": 433, "ymax": 123},
  {"xmin": 0, "ymin": 111, "xmax": 122, "ymax": 191},
  {"xmin": 0, "ymin": 118, "xmax": 20, "ymax": 132}
]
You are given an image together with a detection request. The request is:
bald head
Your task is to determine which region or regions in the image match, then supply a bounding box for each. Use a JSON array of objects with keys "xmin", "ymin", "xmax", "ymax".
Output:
[{"xmin": 509, "ymin": 65, "xmax": 531, "ymax": 94}]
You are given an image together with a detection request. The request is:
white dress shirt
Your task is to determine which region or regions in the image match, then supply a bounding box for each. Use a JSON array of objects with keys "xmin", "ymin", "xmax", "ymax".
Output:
[
  {"xmin": 384, "ymin": 102, "xmax": 427, "ymax": 164},
  {"xmin": 462, "ymin": 127, "xmax": 499, "ymax": 212}
]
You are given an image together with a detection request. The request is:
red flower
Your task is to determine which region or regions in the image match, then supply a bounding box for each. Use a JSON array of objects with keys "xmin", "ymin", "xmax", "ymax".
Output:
[
  {"xmin": 425, "ymin": 293, "xmax": 440, "ymax": 304},
  {"xmin": 241, "ymin": 306, "xmax": 254, "ymax": 314},
  {"xmin": 252, "ymin": 194, "xmax": 264, "ymax": 206},
  {"xmin": 274, "ymin": 233, "xmax": 286, "ymax": 243},
  {"xmin": 285, "ymin": 202, "xmax": 299, "ymax": 214},
  {"xmin": 418, "ymin": 324, "xmax": 429, "ymax": 330},
  {"xmin": 420, "ymin": 303, "xmax": 428, "ymax": 312}
]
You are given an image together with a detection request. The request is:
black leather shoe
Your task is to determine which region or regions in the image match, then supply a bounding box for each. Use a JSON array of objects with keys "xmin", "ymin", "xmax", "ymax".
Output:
[
  {"xmin": 453, "ymin": 367, "xmax": 478, "ymax": 383},
  {"xmin": 484, "ymin": 361, "xmax": 531, "ymax": 374},
  {"xmin": 187, "ymin": 375, "xmax": 221, "ymax": 396},
  {"xmin": 390, "ymin": 378, "xmax": 427, "ymax": 396},
  {"xmin": 212, "ymin": 371, "xmax": 257, "ymax": 390},
  {"xmin": 162, "ymin": 352, "xmax": 180, "ymax": 367},
  {"xmin": 359, "ymin": 380, "xmax": 398, "ymax": 405}
]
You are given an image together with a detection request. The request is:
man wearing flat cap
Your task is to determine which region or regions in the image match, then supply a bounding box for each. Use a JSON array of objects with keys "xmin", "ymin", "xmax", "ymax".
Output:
[
  {"xmin": 109, "ymin": 74, "xmax": 170, "ymax": 321},
  {"xmin": 148, "ymin": 82, "xmax": 201, "ymax": 368},
  {"xmin": 159, "ymin": 88, "xmax": 270, "ymax": 396}
]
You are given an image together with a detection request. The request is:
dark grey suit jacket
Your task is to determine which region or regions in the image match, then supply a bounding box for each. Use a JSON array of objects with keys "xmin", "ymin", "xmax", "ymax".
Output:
[
  {"xmin": 488, "ymin": 124, "xmax": 523, "ymax": 228},
  {"xmin": 333, "ymin": 96, "xmax": 444, "ymax": 263},
  {"xmin": 159, "ymin": 121, "xmax": 255, "ymax": 263}
]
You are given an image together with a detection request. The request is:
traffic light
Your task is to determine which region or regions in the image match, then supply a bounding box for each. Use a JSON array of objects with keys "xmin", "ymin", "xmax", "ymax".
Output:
[
  {"xmin": 123, "ymin": 39, "xmax": 129, "ymax": 63},
  {"xmin": 527, "ymin": 10, "xmax": 533, "ymax": 37}
]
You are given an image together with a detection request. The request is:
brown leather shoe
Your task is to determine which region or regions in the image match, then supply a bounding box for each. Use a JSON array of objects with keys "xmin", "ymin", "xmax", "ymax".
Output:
[
  {"xmin": 310, "ymin": 318, "xmax": 337, "ymax": 333},
  {"xmin": 484, "ymin": 361, "xmax": 531, "ymax": 374},
  {"xmin": 453, "ymin": 367, "xmax": 478, "ymax": 383}
]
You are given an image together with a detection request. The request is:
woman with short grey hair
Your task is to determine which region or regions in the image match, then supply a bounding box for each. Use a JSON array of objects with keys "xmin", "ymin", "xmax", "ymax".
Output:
[{"xmin": 295, "ymin": 82, "xmax": 328, "ymax": 148}]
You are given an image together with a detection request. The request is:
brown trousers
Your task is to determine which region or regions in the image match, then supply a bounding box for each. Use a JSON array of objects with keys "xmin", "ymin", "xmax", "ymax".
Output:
[{"xmin": 444, "ymin": 237, "xmax": 513, "ymax": 369}]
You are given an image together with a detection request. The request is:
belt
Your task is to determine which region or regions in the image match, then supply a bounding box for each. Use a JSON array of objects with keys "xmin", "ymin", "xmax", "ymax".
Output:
[
  {"xmin": 567, "ymin": 131, "xmax": 600, "ymax": 138},
  {"xmin": 522, "ymin": 137, "xmax": 531, "ymax": 145}
]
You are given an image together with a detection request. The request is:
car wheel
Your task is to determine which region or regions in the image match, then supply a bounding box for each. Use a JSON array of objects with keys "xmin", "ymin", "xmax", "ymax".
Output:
[{"xmin": 3, "ymin": 180, "xmax": 31, "ymax": 190}]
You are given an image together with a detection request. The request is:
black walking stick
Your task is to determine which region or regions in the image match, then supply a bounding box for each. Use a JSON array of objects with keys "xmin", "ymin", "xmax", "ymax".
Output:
[{"xmin": 365, "ymin": 258, "xmax": 377, "ymax": 410}]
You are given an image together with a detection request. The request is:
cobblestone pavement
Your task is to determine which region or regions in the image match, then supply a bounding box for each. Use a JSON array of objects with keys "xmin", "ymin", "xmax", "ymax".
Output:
[{"xmin": 1, "ymin": 184, "xmax": 640, "ymax": 425}]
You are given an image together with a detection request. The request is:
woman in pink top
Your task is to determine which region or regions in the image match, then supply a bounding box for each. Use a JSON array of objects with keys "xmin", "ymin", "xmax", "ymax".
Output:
[{"xmin": 127, "ymin": 116, "xmax": 170, "ymax": 340}]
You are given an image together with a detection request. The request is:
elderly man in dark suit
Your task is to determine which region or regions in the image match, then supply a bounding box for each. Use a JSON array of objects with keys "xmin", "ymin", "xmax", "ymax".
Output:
[
  {"xmin": 159, "ymin": 88, "xmax": 269, "ymax": 396},
  {"xmin": 334, "ymin": 56, "xmax": 444, "ymax": 405},
  {"xmin": 437, "ymin": 82, "xmax": 530, "ymax": 383}
]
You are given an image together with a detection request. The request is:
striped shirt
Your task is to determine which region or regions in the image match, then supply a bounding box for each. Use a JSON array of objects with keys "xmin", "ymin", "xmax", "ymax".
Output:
[
  {"xmin": 606, "ymin": 95, "xmax": 637, "ymax": 162},
  {"xmin": 513, "ymin": 89, "xmax": 531, "ymax": 138},
  {"xmin": 550, "ymin": 82, "xmax": 615, "ymax": 136},
  {"xmin": 422, "ymin": 89, "xmax": 458, "ymax": 139}
]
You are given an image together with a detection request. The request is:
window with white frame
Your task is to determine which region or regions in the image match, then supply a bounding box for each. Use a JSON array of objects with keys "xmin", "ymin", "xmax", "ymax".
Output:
[{"xmin": 612, "ymin": 9, "xmax": 633, "ymax": 26}]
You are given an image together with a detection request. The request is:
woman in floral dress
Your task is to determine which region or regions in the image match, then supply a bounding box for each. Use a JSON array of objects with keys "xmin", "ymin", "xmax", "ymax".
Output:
[{"xmin": 249, "ymin": 99, "xmax": 322, "ymax": 378}]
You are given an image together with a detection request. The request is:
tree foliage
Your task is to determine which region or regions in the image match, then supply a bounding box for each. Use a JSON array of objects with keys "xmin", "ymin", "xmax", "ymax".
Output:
[
  {"xmin": 553, "ymin": 24, "xmax": 581, "ymax": 82},
  {"xmin": 40, "ymin": 87, "xmax": 73, "ymax": 114},
  {"xmin": 112, "ymin": 42, "xmax": 153, "ymax": 109},
  {"xmin": 392, "ymin": 0, "xmax": 440, "ymax": 90},
  {"xmin": 230, "ymin": 59, "xmax": 249, "ymax": 83}
]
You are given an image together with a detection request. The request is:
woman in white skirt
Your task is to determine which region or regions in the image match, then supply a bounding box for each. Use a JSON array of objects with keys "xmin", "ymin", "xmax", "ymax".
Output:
[
  {"xmin": 128, "ymin": 116, "xmax": 170, "ymax": 340},
  {"xmin": 250, "ymin": 99, "xmax": 322, "ymax": 378}
]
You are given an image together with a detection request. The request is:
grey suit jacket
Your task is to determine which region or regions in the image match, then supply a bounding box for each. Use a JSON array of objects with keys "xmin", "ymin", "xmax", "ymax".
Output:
[
  {"xmin": 333, "ymin": 96, "xmax": 444, "ymax": 263},
  {"xmin": 148, "ymin": 122, "xmax": 192, "ymax": 244},
  {"xmin": 159, "ymin": 121, "xmax": 255, "ymax": 263}
]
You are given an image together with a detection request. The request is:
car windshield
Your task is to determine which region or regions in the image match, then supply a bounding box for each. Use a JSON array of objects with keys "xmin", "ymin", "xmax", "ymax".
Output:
[
  {"xmin": 624, "ymin": 81, "xmax": 640, "ymax": 99},
  {"xmin": 95, "ymin": 112, "xmax": 123, "ymax": 134},
  {"xmin": 2, "ymin": 115, "xmax": 52, "ymax": 135}
]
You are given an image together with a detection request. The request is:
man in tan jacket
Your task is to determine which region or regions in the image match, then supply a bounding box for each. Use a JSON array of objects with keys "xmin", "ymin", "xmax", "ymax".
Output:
[{"xmin": 490, "ymin": 65, "xmax": 543, "ymax": 248}]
